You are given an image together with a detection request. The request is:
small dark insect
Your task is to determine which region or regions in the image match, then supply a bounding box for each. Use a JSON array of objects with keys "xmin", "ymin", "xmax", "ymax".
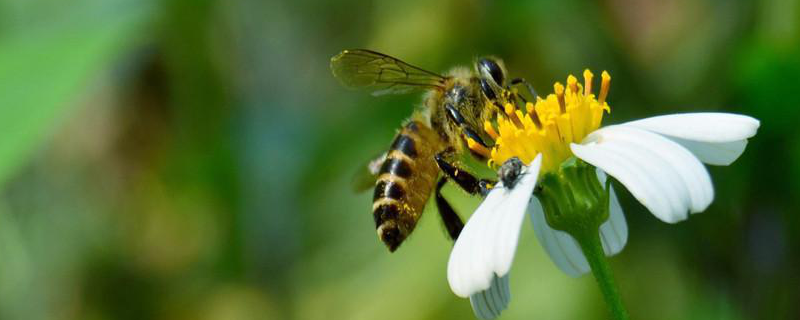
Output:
[{"xmin": 498, "ymin": 157, "xmax": 524, "ymax": 189}]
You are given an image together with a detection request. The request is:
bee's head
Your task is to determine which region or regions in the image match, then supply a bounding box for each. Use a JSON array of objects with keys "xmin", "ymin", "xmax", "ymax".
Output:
[
  {"xmin": 475, "ymin": 56, "xmax": 509, "ymax": 109},
  {"xmin": 476, "ymin": 57, "xmax": 507, "ymax": 87}
]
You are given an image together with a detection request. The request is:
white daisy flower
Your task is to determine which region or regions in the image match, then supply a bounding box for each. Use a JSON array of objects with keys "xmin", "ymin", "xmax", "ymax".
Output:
[{"xmin": 450, "ymin": 70, "xmax": 760, "ymax": 319}]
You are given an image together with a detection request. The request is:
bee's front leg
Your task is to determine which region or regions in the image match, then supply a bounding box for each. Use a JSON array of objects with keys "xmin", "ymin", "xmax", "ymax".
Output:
[{"xmin": 509, "ymin": 77, "xmax": 538, "ymax": 99}]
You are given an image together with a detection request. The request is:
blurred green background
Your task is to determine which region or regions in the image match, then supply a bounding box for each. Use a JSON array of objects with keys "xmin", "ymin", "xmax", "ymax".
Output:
[{"xmin": 0, "ymin": 0, "xmax": 797, "ymax": 319}]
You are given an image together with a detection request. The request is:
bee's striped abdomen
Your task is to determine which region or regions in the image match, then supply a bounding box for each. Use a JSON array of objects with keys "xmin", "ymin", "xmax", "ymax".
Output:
[{"xmin": 373, "ymin": 121, "xmax": 441, "ymax": 252}]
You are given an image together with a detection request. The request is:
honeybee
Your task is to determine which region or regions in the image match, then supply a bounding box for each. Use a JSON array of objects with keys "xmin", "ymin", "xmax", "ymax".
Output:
[{"xmin": 331, "ymin": 49, "xmax": 535, "ymax": 251}]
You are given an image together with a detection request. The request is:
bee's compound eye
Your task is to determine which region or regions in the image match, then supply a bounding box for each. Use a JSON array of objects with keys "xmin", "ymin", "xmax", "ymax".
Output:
[{"xmin": 478, "ymin": 58, "xmax": 505, "ymax": 86}]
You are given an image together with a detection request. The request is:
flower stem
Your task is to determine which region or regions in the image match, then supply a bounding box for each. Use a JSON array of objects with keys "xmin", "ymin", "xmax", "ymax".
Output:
[
  {"xmin": 574, "ymin": 230, "xmax": 630, "ymax": 320},
  {"xmin": 538, "ymin": 158, "xmax": 629, "ymax": 319}
]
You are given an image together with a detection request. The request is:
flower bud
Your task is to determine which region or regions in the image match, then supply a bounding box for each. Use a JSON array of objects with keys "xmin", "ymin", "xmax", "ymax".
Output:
[{"xmin": 537, "ymin": 157, "xmax": 609, "ymax": 234}]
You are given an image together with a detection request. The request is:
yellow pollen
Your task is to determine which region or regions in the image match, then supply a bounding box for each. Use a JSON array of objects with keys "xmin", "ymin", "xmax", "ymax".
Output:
[
  {"xmin": 467, "ymin": 70, "xmax": 613, "ymax": 174},
  {"xmin": 554, "ymin": 82, "xmax": 566, "ymax": 113},
  {"xmin": 567, "ymin": 75, "xmax": 579, "ymax": 94},
  {"xmin": 583, "ymin": 69, "xmax": 593, "ymax": 96},
  {"xmin": 525, "ymin": 102, "xmax": 542, "ymax": 127},
  {"xmin": 504, "ymin": 103, "xmax": 515, "ymax": 115},
  {"xmin": 599, "ymin": 71, "xmax": 611, "ymax": 104},
  {"xmin": 483, "ymin": 121, "xmax": 499, "ymax": 140},
  {"xmin": 504, "ymin": 103, "xmax": 525, "ymax": 128},
  {"xmin": 525, "ymin": 102, "xmax": 534, "ymax": 114}
]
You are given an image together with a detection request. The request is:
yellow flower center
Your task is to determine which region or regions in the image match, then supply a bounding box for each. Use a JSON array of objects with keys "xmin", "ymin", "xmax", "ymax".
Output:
[{"xmin": 468, "ymin": 70, "xmax": 612, "ymax": 174}]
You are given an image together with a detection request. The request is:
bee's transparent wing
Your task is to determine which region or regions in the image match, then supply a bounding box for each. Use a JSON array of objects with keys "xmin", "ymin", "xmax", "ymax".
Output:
[
  {"xmin": 331, "ymin": 49, "xmax": 446, "ymax": 96},
  {"xmin": 351, "ymin": 152, "xmax": 387, "ymax": 193}
]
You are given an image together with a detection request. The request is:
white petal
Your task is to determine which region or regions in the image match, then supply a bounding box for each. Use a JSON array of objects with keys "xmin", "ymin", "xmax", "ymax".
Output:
[
  {"xmin": 623, "ymin": 113, "xmax": 759, "ymax": 165},
  {"xmin": 448, "ymin": 155, "xmax": 542, "ymax": 297},
  {"xmin": 571, "ymin": 125, "xmax": 713, "ymax": 223},
  {"xmin": 468, "ymin": 274, "xmax": 510, "ymax": 320},
  {"xmin": 528, "ymin": 197, "xmax": 589, "ymax": 277},
  {"xmin": 623, "ymin": 113, "xmax": 759, "ymax": 143},
  {"xmin": 663, "ymin": 137, "xmax": 748, "ymax": 166},
  {"xmin": 528, "ymin": 170, "xmax": 627, "ymax": 277},
  {"xmin": 596, "ymin": 170, "xmax": 628, "ymax": 256}
]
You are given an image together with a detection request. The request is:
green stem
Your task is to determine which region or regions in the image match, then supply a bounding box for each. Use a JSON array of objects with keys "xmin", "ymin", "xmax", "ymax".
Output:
[
  {"xmin": 575, "ymin": 230, "xmax": 630, "ymax": 320},
  {"xmin": 538, "ymin": 158, "xmax": 629, "ymax": 320}
]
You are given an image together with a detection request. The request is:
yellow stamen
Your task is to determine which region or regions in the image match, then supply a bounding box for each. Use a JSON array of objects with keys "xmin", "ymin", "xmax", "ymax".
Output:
[
  {"xmin": 467, "ymin": 138, "xmax": 491, "ymax": 158},
  {"xmin": 583, "ymin": 69, "xmax": 593, "ymax": 96},
  {"xmin": 504, "ymin": 103, "xmax": 515, "ymax": 116},
  {"xmin": 525, "ymin": 102, "xmax": 542, "ymax": 128},
  {"xmin": 567, "ymin": 75, "xmax": 579, "ymax": 94},
  {"xmin": 484, "ymin": 121, "xmax": 499, "ymax": 140},
  {"xmin": 554, "ymin": 82, "xmax": 566, "ymax": 114},
  {"xmin": 599, "ymin": 71, "xmax": 611, "ymax": 104},
  {"xmin": 479, "ymin": 70, "xmax": 613, "ymax": 174},
  {"xmin": 504, "ymin": 103, "xmax": 524, "ymax": 128}
]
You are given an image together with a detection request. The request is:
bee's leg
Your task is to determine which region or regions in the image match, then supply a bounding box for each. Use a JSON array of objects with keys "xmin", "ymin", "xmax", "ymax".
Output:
[
  {"xmin": 507, "ymin": 78, "xmax": 547, "ymax": 127},
  {"xmin": 508, "ymin": 85, "xmax": 530, "ymax": 106},
  {"xmin": 510, "ymin": 77, "xmax": 538, "ymax": 99},
  {"xmin": 463, "ymin": 127, "xmax": 490, "ymax": 148},
  {"xmin": 479, "ymin": 78, "xmax": 505, "ymax": 112},
  {"xmin": 435, "ymin": 177, "xmax": 464, "ymax": 241},
  {"xmin": 435, "ymin": 150, "xmax": 496, "ymax": 197},
  {"xmin": 445, "ymin": 104, "xmax": 490, "ymax": 149}
]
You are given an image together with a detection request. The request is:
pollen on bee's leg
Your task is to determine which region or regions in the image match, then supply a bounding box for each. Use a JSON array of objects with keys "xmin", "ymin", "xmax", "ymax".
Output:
[
  {"xmin": 467, "ymin": 138, "xmax": 492, "ymax": 159},
  {"xmin": 599, "ymin": 71, "xmax": 611, "ymax": 104},
  {"xmin": 583, "ymin": 69, "xmax": 594, "ymax": 96},
  {"xmin": 554, "ymin": 82, "xmax": 566, "ymax": 114}
]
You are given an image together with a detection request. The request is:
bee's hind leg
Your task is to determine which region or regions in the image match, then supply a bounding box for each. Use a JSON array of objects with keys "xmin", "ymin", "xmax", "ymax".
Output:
[
  {"xmin": 434, "ymin": 151, "xmax": 497, "ymax": 242},
  {"xmin": 435, "ymin": 177, "xmax": 464, "ymax": 241}
]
